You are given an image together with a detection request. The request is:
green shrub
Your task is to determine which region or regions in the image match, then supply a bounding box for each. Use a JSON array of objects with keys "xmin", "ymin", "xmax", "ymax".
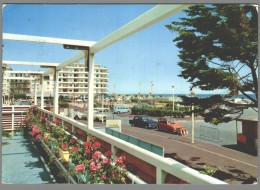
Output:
[
  {"xmin": 59, "ymin": 101, "xmax": 69, "ymax": 108},
  {"xmin": 131, "ymin": 107, "xmax": 186, "ymax": 118}
]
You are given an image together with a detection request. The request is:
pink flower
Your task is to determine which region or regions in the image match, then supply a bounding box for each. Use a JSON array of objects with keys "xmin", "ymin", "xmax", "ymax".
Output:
[
  {"xmin": 102, "ymin": 158, "xmax": 110, "ymax": 165},
  {"xmin": 41, "ymin": 117, "xmax": 48, "ymax": 123},
  {"xmin": 84, "ymin": 148, "xmax": 91, "ymax": 154},
  {"xmin": 96, "ymin": 163, "xmax": 101, "ymax": 170},
  {"xmin": 104, "ymin": 151, "xmax": 112, "ymax": 158},
  {"xmin": 74, "ymin": 164, "xmax": 85, "ymax": 173},
  {"xmin": 94, "ymin": 142, "xmax": 101, "ymax": 147},
  {"xmin": 92, "ymin": 151, "xmax": 102, "ymax": 159},
  {"xmin": 84, "ymin": 142, "xmax": 90, "ymax": 148},
  {"xmin": 90, "ymin": 161, "xmax": 97, "ymax": 171},
  {"xmin": 62, "ymin": 144, "xmax": 68, "ymax": 151},
  {"xmin": 116, "ymin": 156, "xmax": 125, "ymax": 164},
  {"xmin": 102, "ymin": 174, "xmax": 107, "ymax": 180},
  {"xmin": 53, "ymin": 120, "xmax": 60, "ymax": 125},
  {"xmin": 70, "ymin": 138, "xmax": 77, "ymax": 144},
  {"xmin": 30, "ymin": 126, "xmax": 42, "ymax": 137},
  {"xmin": 91, "ymin": 141, "xmax": 101, "ymax": 150},
  {"xmin": 36, "ymin": 134, "xmax": 42, "ymax": 139},
  {"xmin": 32, "ymin": 134, "xmax": 42, "ymax": 141},
  {"xmin": 71, "ymin": 147, "xmax": 78, "ymax": 153}
]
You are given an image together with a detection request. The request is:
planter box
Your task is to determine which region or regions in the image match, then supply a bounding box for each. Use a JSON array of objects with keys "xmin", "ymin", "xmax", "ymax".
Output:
[{"xmin": 59, "ymin": 149, "xmax": 70, "ymax": 163}]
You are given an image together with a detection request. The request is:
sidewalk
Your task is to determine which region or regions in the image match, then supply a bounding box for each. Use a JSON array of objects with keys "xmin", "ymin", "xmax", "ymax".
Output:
[{"xmin": 2, "ymin": 135, "xmax": 54, "ymax": 184}]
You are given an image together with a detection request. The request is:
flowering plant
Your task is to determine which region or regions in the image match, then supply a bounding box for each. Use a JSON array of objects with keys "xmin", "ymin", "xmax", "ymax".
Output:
[
  {"xmin": 19, "ymin": 107, "xmax": 129, "ymax": 184},
  {"xmin": 68, "ymin": 135, "xmax": 128, "ymax": 184},
  {"xmin": 30, "ymin": 125, "xmax": 42, "ymax": 141}
]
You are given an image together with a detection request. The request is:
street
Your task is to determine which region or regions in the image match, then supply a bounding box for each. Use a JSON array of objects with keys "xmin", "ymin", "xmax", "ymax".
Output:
[{"xmin": 66, "ymin": 104, "xmax": 257, "ymax": 184}]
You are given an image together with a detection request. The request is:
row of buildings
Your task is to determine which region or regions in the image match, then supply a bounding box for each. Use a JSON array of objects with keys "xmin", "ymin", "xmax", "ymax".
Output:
[{"xmin": 2, "ymin": 63, "xmax": 109, "ymax": 103}]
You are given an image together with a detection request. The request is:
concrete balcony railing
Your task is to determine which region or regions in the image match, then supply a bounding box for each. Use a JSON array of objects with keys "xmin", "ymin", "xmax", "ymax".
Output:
[{"xmin": 2, "ymin": 105, "xmax": 227, "ymax": 184}]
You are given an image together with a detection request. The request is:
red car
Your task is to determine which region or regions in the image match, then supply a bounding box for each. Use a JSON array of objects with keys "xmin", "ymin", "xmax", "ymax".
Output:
[{"xmin": 157, "ymin": 118, "xmax": 188, "ymax": 136}]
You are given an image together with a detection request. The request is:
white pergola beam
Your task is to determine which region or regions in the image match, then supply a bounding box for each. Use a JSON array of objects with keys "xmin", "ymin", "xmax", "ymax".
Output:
[
  {"xmin": 90, "ymin": 4, "xmax": 191, "ymax": 53},
  {"xmin": 3, "ymin": 33, "xmax": 96, "ymax": 47},
  {"xmin": 44, "ymin": 51, "xmax": 85, "ymax": 75},
  {"xmin": 46, "ymin": 4, "xmax": 190, "ymax": 75},
  {"xmin": 3, "ymin": 61, "xmax": 59, "ymax": 67},
  {"xmin": 4, "ymin": 5, "xmax": 190, "ymax": 76}
]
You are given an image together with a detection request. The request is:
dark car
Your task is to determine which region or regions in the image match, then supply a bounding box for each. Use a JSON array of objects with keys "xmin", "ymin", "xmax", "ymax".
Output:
[{"xmin": 129, "ymin": 115, "xmax": 157, "ymax": 129}]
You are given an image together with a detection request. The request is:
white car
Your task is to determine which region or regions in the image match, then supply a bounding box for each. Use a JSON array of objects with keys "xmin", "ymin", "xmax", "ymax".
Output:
[{"xmin": 74, "ymin": 110, "xmax": 107, "ymax": 122}]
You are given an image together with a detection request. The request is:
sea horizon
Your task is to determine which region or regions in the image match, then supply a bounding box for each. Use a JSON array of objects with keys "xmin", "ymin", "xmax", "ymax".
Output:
[{"xmin": 111, "ymin": 93, "xmax": 256, "ymax": 99}]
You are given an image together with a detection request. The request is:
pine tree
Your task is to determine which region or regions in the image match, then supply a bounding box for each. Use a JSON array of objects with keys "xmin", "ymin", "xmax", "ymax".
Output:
[{"xmin": 166, "ymin": 4, "xmax": 258, "ymax": 124}]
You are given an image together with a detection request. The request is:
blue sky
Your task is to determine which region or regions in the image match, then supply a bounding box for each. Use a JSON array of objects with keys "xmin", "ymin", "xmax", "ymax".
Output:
[{"xmin": 2, "ymin": 4, "xmax": 226, "ymax": 95}]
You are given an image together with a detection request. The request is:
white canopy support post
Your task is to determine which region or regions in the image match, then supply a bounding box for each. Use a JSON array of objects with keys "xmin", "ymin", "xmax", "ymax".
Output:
[
  {"xmin": 53, "ymin": 68, "xmax": 59, "ymax": 116},
  {"xmin": 34, "ymin": 80, "xmax": 37, "ymax": 106},
  {"xmin": 41, "ymin": 75, "xmax": 44, "ymax": 109},
  {"xmin": 87, "ymin": 53, "xmax": 95, "ymax": 129}
]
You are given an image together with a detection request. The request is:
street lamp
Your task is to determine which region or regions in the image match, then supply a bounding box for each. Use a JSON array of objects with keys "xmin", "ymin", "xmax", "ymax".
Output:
[
  {"xmin": 190, "ymin": 87, "xmax": 195, "ymax": 144},
  {"xmin": 172, "ymin": 82, "xmax": 175, "ymax": 112},
  {"xmin": 150, "ymin": 81, "xmax": 153, "ymax": 106},
  {"xmin": 101, "ymin": 93, "xmax": 104, "ymax": 124}
]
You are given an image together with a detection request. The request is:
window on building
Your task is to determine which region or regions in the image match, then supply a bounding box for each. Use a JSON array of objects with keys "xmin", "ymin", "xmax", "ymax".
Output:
[{"xmin": 44, "ymin": 76, "xmax": 50, "ymax": 80}]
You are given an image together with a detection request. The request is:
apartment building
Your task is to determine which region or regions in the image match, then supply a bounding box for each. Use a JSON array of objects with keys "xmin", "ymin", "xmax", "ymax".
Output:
[
  {"xmin": 2, "ymin": 64, "xmax": 12, "ymax": 102},
  {"xmin": 58, "ymin": 63, "xmax": 108, "ymax": 99},
  {"xmin": 2, "ymin": 63, "xmax": 109, "ymax": 100},
  {"xmin": 4, "ymin": 71, "xmax": 43, "ymax": 100}
]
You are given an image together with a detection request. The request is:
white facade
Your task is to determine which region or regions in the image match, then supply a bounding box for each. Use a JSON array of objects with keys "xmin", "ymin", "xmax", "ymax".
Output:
[
  {"xmin": 2, "ymin": 64, "xmax": 12, "ymax": 102},
  {"xmin": 4, "ymin": 71, "xmax": 42, "ymax": 98},
  {"xmin": 58, "ymin": 63, "xmax": 108, "ymax": 99},
  {"xmin": 2, "ymin": 63, "xmax": 108, "ymax": 99}
]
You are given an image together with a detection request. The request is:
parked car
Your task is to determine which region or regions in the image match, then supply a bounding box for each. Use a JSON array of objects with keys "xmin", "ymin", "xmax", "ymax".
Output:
[
  {"xmin": 129, "ymin": 115, "xmax": 157, "ymax": 129},
  {"xmin": 113, "ymin": 104, "xmax": 131, "ymax": 114},
  {"xmin": 74, "ymin": 110, "xmax": 107, "ymax": 122},
  {"xmin": 157, "ymin": 118, "xmax": 188, "ymax": 136},
  {"xmin": 14, "ymin": 99, "xmax": 31, "ymax": 106},
  {"xmin": 94, "ymin": 107, "xmax": 110, "ymax": 112}
]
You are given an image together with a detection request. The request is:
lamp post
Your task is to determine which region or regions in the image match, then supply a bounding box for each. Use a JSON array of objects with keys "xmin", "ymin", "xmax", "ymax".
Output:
[
  {"xmin": 172, "ymin": 82, "xmax": 175, "ymax": 112},
  {"xmin": 191, "ymin": 87, "xmax": 195, "ymax": 143},
  {"xmin": 101, "ymin": 93, "xmax": 104, "ymax": 123},
  {"xmin": 150, "ymin": 81, "xmax": 153, "ymax": 106}
]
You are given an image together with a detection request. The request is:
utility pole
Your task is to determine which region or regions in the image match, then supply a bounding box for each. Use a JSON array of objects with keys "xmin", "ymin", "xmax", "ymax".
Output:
[
  {"xmin": 139, "ymin": 82, "xmax": 141, "ymax": 99},
  {"xmin": 150, "ymin": 81, "xmax": 154, "ymax": 105},
  {"xmin": 172, "ymin": 82, "xmax": 175, "ymax": 112},
  {"xmin": 191, "ymin": 87, "xmax": 195, "ymax": 144}
]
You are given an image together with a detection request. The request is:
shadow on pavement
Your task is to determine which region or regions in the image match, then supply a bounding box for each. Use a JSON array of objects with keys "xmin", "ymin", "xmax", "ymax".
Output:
[
  {"xmin": 164, "ymin": 152, "xmax": 257, "ymax": 184},
  {"xmin": 222, "ymin": 144, "xmax": 257, "ymax": 156}
]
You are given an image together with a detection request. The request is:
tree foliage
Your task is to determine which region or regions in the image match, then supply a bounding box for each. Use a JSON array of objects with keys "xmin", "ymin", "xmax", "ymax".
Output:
[{"xmin": 166, "ymin": 4, "xmax": 258, "ymax": 124}]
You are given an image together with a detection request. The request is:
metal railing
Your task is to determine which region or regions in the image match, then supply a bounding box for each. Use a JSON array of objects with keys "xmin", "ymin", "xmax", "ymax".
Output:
[
  {"xmin": 2, "ymin": 105, "xmax": 30, "ymax": 132},
  {"xmin": 200, "ymin": 125, "xmax": 221, "ymax": 142},
  {"xmin": 2, "ymin": 106, "xmax": 227, "ymax": 184}
]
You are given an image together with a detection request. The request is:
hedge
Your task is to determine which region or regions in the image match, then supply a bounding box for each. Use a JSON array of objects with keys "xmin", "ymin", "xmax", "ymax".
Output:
[{"xmin": 131, "ymin": 107, "xmax": 186, "ymax": 118}]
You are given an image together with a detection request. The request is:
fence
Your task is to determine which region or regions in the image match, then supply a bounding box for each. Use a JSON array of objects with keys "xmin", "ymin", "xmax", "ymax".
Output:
[
  {"xmin": 106, "ymin": 128, "xmax": 164, "ymax": 156},
  {"xmin": 200, "ymin": 125, "xmax": 221, "ymax": 142},
  {"xmin": 2, "ymin": 106, "xmax": 30, "ymax": 132},
  {"xmin": 2, "ymin": 106, "xmax": 227, "ymax": 184}
]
